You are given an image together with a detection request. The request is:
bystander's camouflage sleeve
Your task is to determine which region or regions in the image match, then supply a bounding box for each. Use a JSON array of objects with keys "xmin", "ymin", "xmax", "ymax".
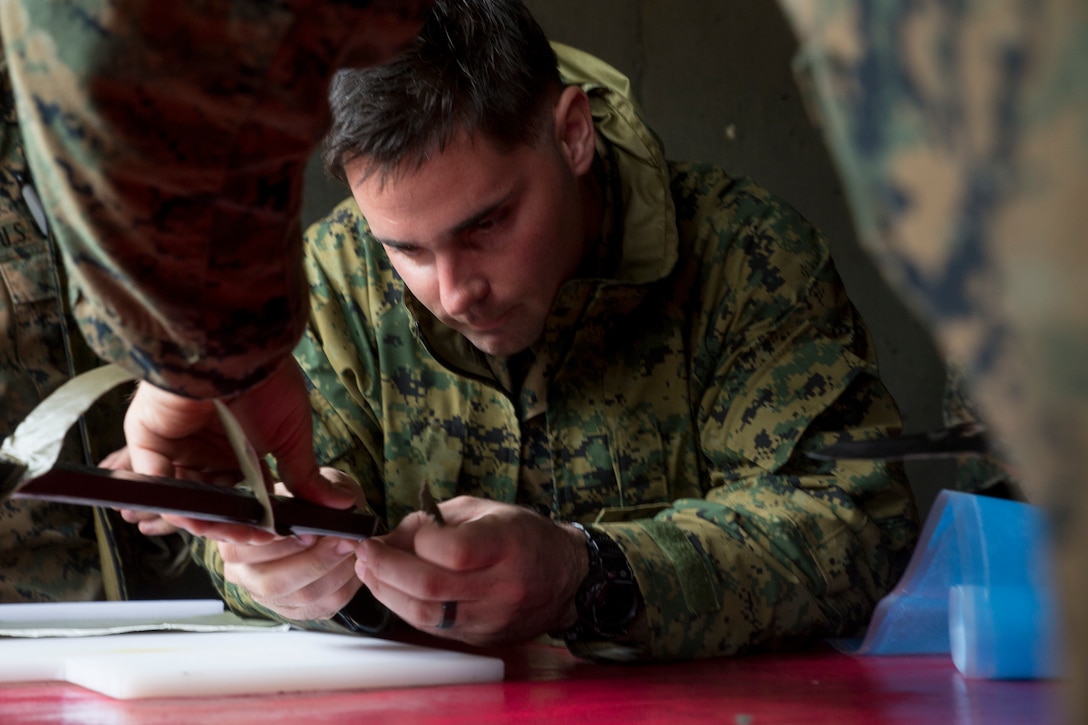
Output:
[
  {"xmin": 0, "ymin": 0, "xmax": 392, "ymax": 398},
  {"xmin": 778, "ymin": 0, "xmax": 1088, "ymax": 715},
  {"xmin": 777, "ymin": 0, "xmax": 1087, "ymax": 509}
]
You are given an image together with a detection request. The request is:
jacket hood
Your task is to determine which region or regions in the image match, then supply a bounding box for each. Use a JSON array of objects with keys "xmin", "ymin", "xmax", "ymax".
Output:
[{"xmin": 553, "ymin": 42, "xmax": 679, "ymax": 283}]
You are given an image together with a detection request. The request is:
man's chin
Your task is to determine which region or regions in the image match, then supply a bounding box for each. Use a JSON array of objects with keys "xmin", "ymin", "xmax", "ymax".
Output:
[
  {"xmin": 465, "ymin": 332, "xmax": 530, "ymax": 358},
  {"xmin": 468, "ymin": 337, "xmax": 513, "ymax": 357}
]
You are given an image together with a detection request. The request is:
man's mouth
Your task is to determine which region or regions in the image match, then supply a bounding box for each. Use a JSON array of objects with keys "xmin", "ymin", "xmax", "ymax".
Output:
[{"xmin": 462, "ymin": 308, "xmax": 510, "ymax": 334}]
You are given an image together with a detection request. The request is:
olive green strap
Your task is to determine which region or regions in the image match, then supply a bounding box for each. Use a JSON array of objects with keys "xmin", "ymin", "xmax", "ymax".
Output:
[{"xmin": 636, "ymin": 519, "xmax": 722, "ymax": 615}]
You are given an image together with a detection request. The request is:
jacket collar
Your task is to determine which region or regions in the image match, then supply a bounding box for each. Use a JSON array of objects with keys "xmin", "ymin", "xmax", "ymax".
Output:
[{"xmin": 553, "ymin": 42, "xmax": 678, "ymax": 284}]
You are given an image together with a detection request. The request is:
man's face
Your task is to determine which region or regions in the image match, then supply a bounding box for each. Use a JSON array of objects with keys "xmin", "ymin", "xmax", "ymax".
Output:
[{"xmin": 345, "ymin": 130, "xmax": 588, "ymax": 357}]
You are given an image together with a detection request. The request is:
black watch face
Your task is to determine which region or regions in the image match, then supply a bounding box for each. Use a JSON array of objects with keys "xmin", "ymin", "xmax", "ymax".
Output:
[
  {"xmin": 591, "ymin": 580, "xmax": 640, "ymax": 635},
  {"xmin": 577, "ymin": 527, "xmax": 642, "ymax": 639}
]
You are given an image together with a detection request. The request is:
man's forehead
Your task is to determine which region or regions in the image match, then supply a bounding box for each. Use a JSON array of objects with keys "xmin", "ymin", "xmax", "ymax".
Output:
[
  {"xmin": 347, "ymin": 128, "xmax": 533, "ymax": 192},
  {"xmin": 350, "ymin": 155, "xmax": 524, "ymax": 244}
]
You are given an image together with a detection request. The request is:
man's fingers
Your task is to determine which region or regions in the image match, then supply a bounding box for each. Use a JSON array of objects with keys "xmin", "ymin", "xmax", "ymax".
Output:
[
  {"xmin": 159, "ymin": 514, "xmax": 279, "ymax": 544},
  {"xmin": 357, "ymin": 538, "xmax": 479, "ymax": 603},
  {"xmin": 222, "ymin": 538, "xmax": 362, "ymax": 620},
  {"xmin": 261, "ymin": 575, "xmax": 361, "ymax": 622},
  {"xmin": 97, "ymin": 447, "xmax": 131, "ymax": 470},
  {"xmin": 218, "ymin": 535, "xmax": 319, "ymax": 565},
  {"xmin": 136, "ymin": 517, "xmax": 182, "ymax": 537},
  {"xmin": 378, "ymin": 511, "xmax": 429, "ymax": 552},
  {"xmin": 410, "ymin": 500, "xmax": 513, "ymax": 571},
  {"xmin": 357, "ymin": 545, "xmax": 499, "ymax": 641},
  {"xmin": 316, "ymin": 466, "xmax": 367, "ymax": 509}
]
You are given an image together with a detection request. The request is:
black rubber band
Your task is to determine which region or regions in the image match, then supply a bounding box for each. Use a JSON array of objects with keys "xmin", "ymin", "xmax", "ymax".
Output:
[{"xmin": 437, "ymin": 600, "xmax": 457, "ymax": 630}]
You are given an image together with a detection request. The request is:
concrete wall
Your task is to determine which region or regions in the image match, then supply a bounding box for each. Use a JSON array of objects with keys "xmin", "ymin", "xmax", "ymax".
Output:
[{"xmin": 301, "ymin": 1, "xmax": 954, "ymax": 515}]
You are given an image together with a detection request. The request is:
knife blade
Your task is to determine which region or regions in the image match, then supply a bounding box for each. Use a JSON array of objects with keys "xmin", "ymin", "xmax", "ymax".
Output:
[
  {"xmin": 807, "ymin": 422, "xmax": 990, "ymax": 461},
  {"xmin": 12, "ymin": 462, "xmax": 384, "ymax": 540},
  {"xmin": 418, "ymin": 481, "xmax": 446, "ymax": 526}
]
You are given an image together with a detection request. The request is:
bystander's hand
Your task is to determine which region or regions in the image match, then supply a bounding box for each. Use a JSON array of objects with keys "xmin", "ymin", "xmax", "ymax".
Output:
[
  {"xmin": 121, "ymin": 356, "xmax": 362, "ymax": 543},
  {"xmin": 99, "ymin": 446, "xmax": 181, "ymax": 536}
]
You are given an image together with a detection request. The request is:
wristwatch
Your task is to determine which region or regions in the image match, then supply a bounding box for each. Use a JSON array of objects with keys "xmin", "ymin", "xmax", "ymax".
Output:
[{"xmin": 557, "ymin": 523, "xmax": 643, "ymax": 643}]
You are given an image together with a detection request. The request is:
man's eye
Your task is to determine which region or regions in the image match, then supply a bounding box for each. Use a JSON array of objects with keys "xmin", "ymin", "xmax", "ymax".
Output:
[
  {"xmin": 478, "ymin": 207, "xmax": 512, "ymax": 232},
  {"xmin": 387, "ymin": 244, "xmax": 421, "ymax": 258}
]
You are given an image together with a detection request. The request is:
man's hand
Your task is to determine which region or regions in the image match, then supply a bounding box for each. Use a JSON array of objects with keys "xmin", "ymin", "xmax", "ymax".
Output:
[
  {"xmin": 219, "ymin": 533, "xmax": 363, "ymax": 621},
  {"xmin": 122, "ymin": 357, "xmax": 362, "ymax": 543},
  {"xmin": 356, "ymin": 497, "xmax": 589, "ymax": 646}
]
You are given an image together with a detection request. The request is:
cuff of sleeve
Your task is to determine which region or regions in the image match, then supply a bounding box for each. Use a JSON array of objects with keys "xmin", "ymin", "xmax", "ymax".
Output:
[{"xmin": 579, "ymin": 519, "xmax": 723, "ymax": 660}]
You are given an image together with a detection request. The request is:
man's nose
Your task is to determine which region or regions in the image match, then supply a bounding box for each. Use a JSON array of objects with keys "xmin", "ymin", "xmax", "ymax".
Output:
[{"xmin": 437, "ymin": 254, "xmax": 487, "ymax": 318}]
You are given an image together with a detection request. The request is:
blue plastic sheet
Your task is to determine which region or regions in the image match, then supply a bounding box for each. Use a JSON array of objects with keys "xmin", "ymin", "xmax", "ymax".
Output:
[{"xmin": 833, "ymin": 490, "xmax": 1061, "ymax": 679}]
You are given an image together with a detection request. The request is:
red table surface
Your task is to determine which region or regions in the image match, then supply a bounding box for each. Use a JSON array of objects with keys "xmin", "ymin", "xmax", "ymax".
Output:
[{"xmin": 0, "ymin": 641, "xmax": 1061, "ymax": 724}]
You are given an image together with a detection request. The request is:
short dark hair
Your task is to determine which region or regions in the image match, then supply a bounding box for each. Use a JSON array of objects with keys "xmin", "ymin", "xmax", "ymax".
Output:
[{"xmin": 322, "ymin": 0, "xmax": 561, "ymax": 185}]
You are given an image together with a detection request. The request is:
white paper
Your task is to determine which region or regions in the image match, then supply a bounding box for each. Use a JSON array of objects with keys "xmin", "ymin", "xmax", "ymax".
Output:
[{"xmin": 0, "ymin": 599, "xmax": 287, "ymax": 637}]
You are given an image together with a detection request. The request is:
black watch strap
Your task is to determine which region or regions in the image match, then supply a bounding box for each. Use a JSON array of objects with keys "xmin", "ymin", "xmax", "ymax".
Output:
[{"xmin": 556, "ymin": 523, "xmax": 642, "ymax": 643}]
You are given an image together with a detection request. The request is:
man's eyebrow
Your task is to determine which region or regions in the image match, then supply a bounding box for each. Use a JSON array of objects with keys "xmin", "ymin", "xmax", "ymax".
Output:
[
  {"xmin": 373, "ymin": 192, "xmax": 513, "ymax": 250},
  {"xmin": 448, "ymin": 193, "xmax": 510, "ymax": 237}
]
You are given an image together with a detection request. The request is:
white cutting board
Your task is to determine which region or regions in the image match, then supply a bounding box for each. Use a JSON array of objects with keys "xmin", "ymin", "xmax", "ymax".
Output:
[{"xmin": 0, "ymin": 629, "xmax": 504, "ymax": 699}]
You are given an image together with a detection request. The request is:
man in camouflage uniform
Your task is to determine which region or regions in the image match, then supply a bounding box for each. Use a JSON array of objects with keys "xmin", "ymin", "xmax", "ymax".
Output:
[
  {"xmin": 777, "ymin": 0, "xmax": 1087, "ymax": 718},
  {"xmin": 192, "ymin": 0, "xmax": 919, "ymax": 662},
  {"xmin": 0, "ymin": 47, "xmax": 193, "ymax": 602}
]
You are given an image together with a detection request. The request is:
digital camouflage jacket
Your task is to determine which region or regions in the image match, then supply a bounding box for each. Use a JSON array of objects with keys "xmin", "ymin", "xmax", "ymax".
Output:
[{"xmin": 198, "ymin": 44, "xmax": 919, "ymax": 661}]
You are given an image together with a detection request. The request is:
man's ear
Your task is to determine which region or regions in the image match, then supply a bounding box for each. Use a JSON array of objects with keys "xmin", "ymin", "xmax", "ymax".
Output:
[{"xmin": 553, "ymin": 86, "xmax": 596, "ymax": 175}]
